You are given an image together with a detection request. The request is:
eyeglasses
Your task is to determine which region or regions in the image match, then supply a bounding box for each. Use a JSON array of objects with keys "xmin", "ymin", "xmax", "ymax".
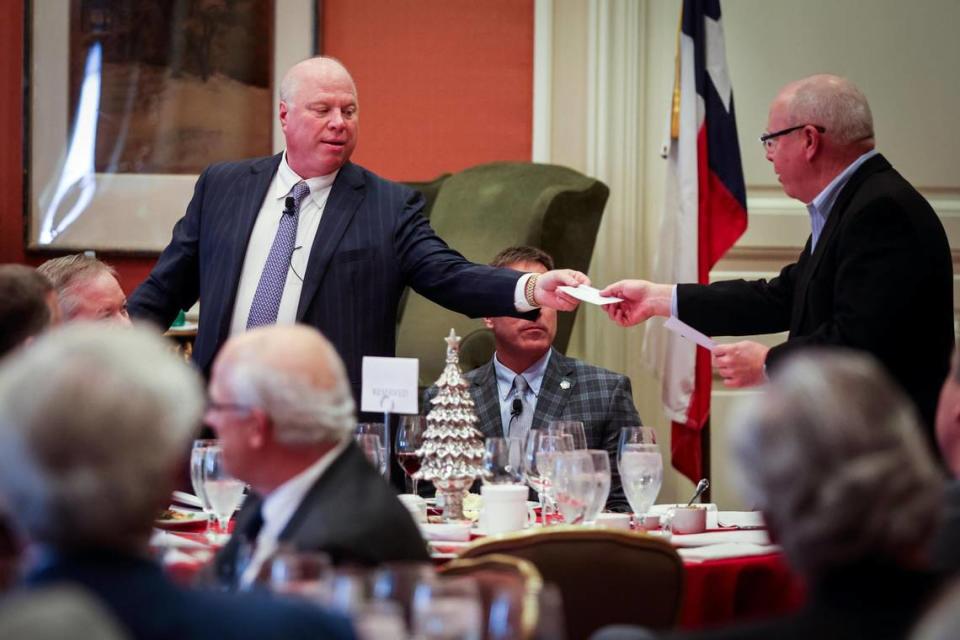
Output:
[
  {"xmin": 205, "ymin": 399, "xmax": 254, "ymax": 414},
  {"xmin": 759, "ymin": 124, "xmax": 826, "ymax": 150}
]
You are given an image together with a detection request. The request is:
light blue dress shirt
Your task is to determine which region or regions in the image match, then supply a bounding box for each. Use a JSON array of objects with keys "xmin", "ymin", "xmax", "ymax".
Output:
[
  {"xmin": 806, "ymin": 149, "xmax": 878, "ymax": 251},
  {"xmin": 493, "ymin": 349, "xmax": 552, "ymax": 438}
]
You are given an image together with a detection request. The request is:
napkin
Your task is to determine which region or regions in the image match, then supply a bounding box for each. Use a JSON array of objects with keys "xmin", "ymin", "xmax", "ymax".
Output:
[
  {"xmin": 417, "ymin": 522, "xmax": 472, "ymax": 542},
  {"xmin": 150, "ymin": 529, "xmax": 211, "ymax": 549},
  {"xmin": 678, "ymin": 542, "xmax": 780, "ymax": 562},
  {"xmin": 669, "ymin": 529, "xmax": 771, "ymax": 547}
]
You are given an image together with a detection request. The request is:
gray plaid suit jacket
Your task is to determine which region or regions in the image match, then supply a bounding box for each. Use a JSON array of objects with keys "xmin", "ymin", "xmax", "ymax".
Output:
[{"xmin": 425, "ymin": 348, "xmax": 641, "ymax": 511}]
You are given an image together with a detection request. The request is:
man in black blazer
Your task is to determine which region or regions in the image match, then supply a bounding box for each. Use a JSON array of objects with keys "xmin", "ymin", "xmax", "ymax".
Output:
[
  {"xmin": 426, "ymin": 247, "xmax": 642, "ymax": 511},
  {"xmin": 209, "ymin": 325, "xmax": 429, "ymax": 587},
  {"xmin": 127, "ymin": 57, "xmax": 586, "ymax": 401},
  {"xmin": 602, "ymin": 74, "xmax": 953, "ymax": 439},
  {"xmin": 0, "ymin": 325, "xmax": 354, "ymax": 640}
]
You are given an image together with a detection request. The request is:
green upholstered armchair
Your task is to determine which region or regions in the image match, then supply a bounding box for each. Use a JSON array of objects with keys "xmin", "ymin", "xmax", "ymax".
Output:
[{"xmin": 397, "ymin": 161, "xmax": 609, "ymax": 388}]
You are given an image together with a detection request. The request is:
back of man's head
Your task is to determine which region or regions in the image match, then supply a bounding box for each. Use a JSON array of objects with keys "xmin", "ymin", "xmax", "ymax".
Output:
[
  {"xmin": 0, "ymin": 324, "xmax": 203, "ymax": 549},
  {"xmin": 214, "ymin": 325, "xmax": 356, "ymax": 447},
  {"xmin": 785, "ymin": 74, "xmax": 874, "ymax": 148},
  {"xmin": 730, "ymin": 350, "xmax": 942, "ymax": 579},
  {"xmin": 0, "ymin": 265, "xmax": 56, "ymax": 357},
  {"xmin": 936, "ymin": 350, "xmax": 960, "ymax": 477},
  {"xmin": 489, "ymin": 246, "xmax": 555, "ymax": 271}
]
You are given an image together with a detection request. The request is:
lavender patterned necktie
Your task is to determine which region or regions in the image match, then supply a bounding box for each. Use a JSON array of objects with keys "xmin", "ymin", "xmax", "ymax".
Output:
[{"xmin": 246, "ymin": 181, "xmax": 310, "ymax": 329}]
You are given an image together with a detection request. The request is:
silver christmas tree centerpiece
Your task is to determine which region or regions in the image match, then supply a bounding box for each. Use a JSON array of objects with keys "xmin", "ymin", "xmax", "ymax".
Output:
[{"xmin": 414, "ymin": 329, "xmax": 485, "ymax": 522}]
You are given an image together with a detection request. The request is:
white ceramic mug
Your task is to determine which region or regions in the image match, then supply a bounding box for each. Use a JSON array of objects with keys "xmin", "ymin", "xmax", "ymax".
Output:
[
  {"xmin": 479, "ymin": 484, "xmax": 535, "ymax": 534},
  {"xmin": 667, "ymin": 506, "xmax": 707, "ymax": 534}
]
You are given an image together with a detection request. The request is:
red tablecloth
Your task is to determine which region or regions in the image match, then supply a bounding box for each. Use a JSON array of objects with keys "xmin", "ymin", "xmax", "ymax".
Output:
[{"xmin": 679, "ymin": 552, "xmax": 806, "ymax": 630}]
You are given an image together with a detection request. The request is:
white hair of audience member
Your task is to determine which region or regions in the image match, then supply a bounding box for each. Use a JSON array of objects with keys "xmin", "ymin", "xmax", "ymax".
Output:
[
  {"xmin": 36, "ymin": 254, "xmax": 118, "ymax": 320},
  {"xmin": 787, "ymin": 75, "xmax": 874, "ymax": 146},
  {"xmin": 0, "ymin": 324, "xmax": 203, "ymax": 547},
  {"xmin": 221, "ymin": 349, "xmax": 356, "ymax": 446},
  {"xmin": 729, "ymin": 350, "xmax": 943, "ymax": 580}
]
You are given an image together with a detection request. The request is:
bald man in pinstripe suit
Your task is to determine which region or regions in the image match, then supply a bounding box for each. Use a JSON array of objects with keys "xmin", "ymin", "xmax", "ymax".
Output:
[{"xmin": 129, "ymin": 57, "xmax": 587, "ymax": 401}]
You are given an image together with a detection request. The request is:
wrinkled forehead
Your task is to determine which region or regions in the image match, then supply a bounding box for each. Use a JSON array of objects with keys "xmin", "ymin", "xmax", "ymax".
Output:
[{"xmin": 289, "ymin": 60, "xmax": 357, "ymax": 102}]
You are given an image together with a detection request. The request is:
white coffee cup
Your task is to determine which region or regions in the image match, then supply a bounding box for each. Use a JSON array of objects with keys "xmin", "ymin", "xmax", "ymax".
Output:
[
  {"xmin": 667, "ymin": 506, "xmax": 707, "ymax": 534},
  {"xmin": 479, "ymin": 484, "xmax": 535, "ymax": 535},
  {"xmin": 594, "ymin": 512, "xmax": 631, "ymax": 530},
  {"xmin": 397, "ymin": 494, "xmax": 427, "ymax": 523}
]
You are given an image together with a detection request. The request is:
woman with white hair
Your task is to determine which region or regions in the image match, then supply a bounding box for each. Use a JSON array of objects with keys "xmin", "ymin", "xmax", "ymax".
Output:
[{"xmin": 595, "ymin": 350, "xmax": 945, "ymax": 640}]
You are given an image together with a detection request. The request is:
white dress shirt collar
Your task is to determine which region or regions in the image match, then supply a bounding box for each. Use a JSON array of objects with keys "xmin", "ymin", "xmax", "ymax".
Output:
[{"xmin": 275, "ymin": 152, "xmax": 339, "ymax": 205}]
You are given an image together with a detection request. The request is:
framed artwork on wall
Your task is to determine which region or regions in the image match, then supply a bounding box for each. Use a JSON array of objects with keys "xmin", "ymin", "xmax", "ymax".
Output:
[{"xmin": 25, "ymin": 0, "xmax": 315, "ymax": 253}]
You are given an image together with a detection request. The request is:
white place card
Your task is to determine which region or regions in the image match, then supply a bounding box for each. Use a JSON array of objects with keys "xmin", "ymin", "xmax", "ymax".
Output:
[
  {"xmin": 664, "ymin": 316, "xmax": 718, "ymax": 351},
  {"xmin": 361, "ymin": 356, "xmax": 419, "ymax": 414},
  {"xmin": 557, "ymin": 284, "xmax": 623, "ymax": 306}
]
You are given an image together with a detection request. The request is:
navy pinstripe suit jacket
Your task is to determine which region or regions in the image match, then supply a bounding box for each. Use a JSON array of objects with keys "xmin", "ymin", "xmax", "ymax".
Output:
[
  {"xmin": 425, "ymin": 349, "xmax": 642, "ymax": 511},
  {"xmin": 129, "ymin": 154, "xmax": 528, "ymax": 396}
]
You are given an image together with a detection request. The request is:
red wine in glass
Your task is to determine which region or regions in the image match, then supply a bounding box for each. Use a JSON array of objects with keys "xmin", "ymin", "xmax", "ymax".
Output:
[{"xmin": 397, "ymin": 452, "xmax": 422, "ymax": 477}]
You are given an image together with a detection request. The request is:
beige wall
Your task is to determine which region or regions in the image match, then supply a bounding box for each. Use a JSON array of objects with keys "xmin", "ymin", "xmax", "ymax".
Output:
[{"xmin": 547, "ymin": 0, "xmax": 960, "ymax": 507}]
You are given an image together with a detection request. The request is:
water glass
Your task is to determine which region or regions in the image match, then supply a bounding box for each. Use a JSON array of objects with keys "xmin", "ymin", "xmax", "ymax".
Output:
[
  {"xmin": 551, "ymin": 451, "xmax": 596, "ymax": 525},
  {"xmin": 584, "ymin": 449, "xmax": 612, "ymax": 524},
  {"xmin": 356, "ymin": 422, "xmax": 389, "ymax": 478},
  {"xmin": 200, "ymin": 445, "xmax": 246, "ymax": 541},
  {"xmin": 356, "ymin": 434, "xmax": 387, "ymax": 476},
  {"xmin": 483, "ymin": 437, "xmax": 524, "ymax": 484},
  {"xmin": 523, "ymin": 431, "xmax": 574, "ymax": 522},
  {"xmin": 544, "ymin": 420, "xmax": 588, "ymax": 449},
  {"xmin": 266, "ymin": 549, "xmax": 332, "ymax": 599},
  {"xmin": 413, "ymin": 576, "xmax": 483, "ymax": 640},
  {"xmin": 189, "ymin": 438, "xmax": 217, "ymax": 534},
  {"xmin": 617, "ymin": 426, "xmax": 657, "ymax": 467},
  {"xmin": 618, "ymin": 431, "xmax": 663, "ymax": 521}
]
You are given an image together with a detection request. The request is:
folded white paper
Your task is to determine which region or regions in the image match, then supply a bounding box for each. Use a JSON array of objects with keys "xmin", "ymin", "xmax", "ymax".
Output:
[
  {"xmin": 664, "ymin": 317, "xmax": 717, "ymax": 351},
  {"xmin": 557, "ymin": 285, "xmax": 623, "ymax": 306},
  {"xmin": 678, "ymin": 542, "xmax": 780, "ymax": 562}
]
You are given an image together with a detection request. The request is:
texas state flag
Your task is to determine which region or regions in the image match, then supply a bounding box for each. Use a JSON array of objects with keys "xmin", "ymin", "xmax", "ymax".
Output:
[{"xmin": 643, "ymin": 0, "xmax": 747, "ymax": 483}]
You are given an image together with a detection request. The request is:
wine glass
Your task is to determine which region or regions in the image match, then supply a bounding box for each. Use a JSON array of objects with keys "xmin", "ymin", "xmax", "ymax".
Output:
[
  {"xmin": 356, "ymin": 423, "xmax": 388, "ymax": 478},
  {"xmin": 545, "ymin": 420, "xmax": 588, "ymax": 449},
  {"xmin": 200, "ymin": 445, "xmax": 246, "ymax": 542},
  {"xmin": 357, "ymin": 434, "xmax": 387, "ymax": 476},
  {"xmin": 584, "ymin": 449, "xmax": 612, "ymax": 524},
  {"xmin": 550, "ymin": 450, "xmax": 596, "ymax": 525},
  {"xmin": 618, "ymin": 427, "xmax": 663, "ymax": 524},
  {"xmin": 483, "ymin": 437, "xmax": 524, "ymax": 484},
  {"xmin": 396, "ymin": 416, "xmax": 426, "ymax": 495},
  {"xmin": 189, "ymin": 438, "xmax": 217, "ymax": 535},
  {"xmin": 265, "ymin": 549, "xmax": 332, "ymax": 599}
]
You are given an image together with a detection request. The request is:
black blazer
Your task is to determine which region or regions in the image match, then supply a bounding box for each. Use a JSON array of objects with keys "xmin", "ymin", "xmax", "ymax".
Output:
[
  {"xmin": 128, "ymin": 155, "xmax": 529, "ymax": 397},
  {"xmin": 26, "ymin": 549, "xmax": 355, "ymax": 640},
  {"xmin": 216, "ymin": 441, "xmax": 429, "ymax": 581},
  {"xmin": 677, "ymin": 154, "xmax": 954, "ymax": 435}
]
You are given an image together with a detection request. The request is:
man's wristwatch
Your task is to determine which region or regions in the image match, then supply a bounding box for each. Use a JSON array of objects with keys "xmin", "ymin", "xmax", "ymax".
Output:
[{"xmin": 524, "ymin": 274, "xmax": 540, "ymax": 308}]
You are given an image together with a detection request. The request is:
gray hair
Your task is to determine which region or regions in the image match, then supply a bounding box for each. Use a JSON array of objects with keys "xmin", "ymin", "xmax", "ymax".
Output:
[
  {"xmin": 36, "ymin": 254, "xmax": 118, "ymax": 320},
  {"xmin": 279, "ymin": 55, "xmax": 355, "ymax": 106},
  {"xmin": 729, "ymin": 350, "xmax": 942, "ymax": 579},
  {"xmin": 0, "ymin": 324, "xmax": 203, "ymax": 547},
  {"xmin": 787, "ymin": 75, "xmax": 874, "ymax": 146},
  {"xmin": 221, "ymin": 347, "xmax": 356, "ymax": 446}
]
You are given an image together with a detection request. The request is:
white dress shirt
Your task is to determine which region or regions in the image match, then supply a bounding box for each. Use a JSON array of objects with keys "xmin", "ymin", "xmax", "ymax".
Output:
[
  {"xmin": 239, "ymin": 438, "xmax": 349, "ymax": 587},
  {"xmin": 230, "ymin": 154, "xmax": 339, "ymax": 335}
]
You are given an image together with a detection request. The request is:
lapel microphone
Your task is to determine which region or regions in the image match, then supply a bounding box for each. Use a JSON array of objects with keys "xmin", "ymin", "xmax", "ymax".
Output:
[
  {"xmin": 283, "ymin": 196, "xmax": 295, "ymax": 215},
  {"xmin": 511, "ymin": 397, "xmax": 523, "ymax": 418}
]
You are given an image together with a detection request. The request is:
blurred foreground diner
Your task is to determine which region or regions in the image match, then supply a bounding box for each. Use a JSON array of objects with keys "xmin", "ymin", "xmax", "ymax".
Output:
[
  {"xmin": 37, "ymin": 254, "xmax": 131, "ymax": 325},
  {"xmin": 210, "ymin": 325, "xmax": 428, "ymax": 587},
  {"xmin": 931, "ymin": 349, "xmax": 960, "ymax": 573},
  {"xmin": 0, "ymin": 324, "xmax": 354, "ymax": 639},
  {"xmin": 597, "ymin": 350, "xmax": 945, "ymax": 640}
]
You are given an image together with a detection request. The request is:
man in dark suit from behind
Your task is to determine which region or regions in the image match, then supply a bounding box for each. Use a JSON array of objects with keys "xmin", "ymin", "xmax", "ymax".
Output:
[
  {"xmin": 602, "ymin": 74, "xmax": 953, "ymax": 444},
  {"xmin": 127, "ymin": 56, "xmax": 587, "ymax": 402},
  {"xmin": 211, "ymin": 325, "xmax": 429, "ymax": 588},
  {"xmin": 426, "ymin": 246, "xmax": 642, "ymax": 511},
  {"xmin": 0, "ymin": 324, "xmax": 354, "ymax": 640}
]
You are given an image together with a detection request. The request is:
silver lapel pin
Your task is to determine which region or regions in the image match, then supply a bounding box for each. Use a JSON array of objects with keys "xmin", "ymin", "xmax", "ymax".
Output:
[{"xmin": 560, "ymin": 379, "xmax": 572, "ymax": 390}]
